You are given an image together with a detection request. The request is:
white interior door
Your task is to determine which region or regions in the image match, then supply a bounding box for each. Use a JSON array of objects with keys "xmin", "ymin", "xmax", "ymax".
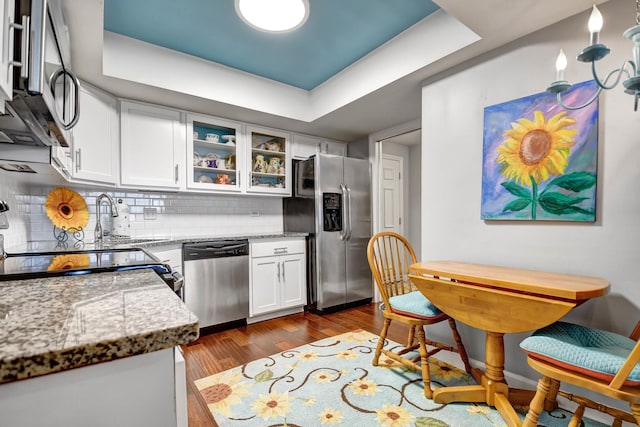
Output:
[{"xmin": 381, "ymin": 154, "xmax": 403, "ymax": 235}]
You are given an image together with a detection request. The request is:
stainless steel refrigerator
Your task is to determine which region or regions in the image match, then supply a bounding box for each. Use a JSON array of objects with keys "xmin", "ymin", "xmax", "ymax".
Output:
[{"xmin": 283, "ymin": 153, "xmax": 372, "ymax": 313}]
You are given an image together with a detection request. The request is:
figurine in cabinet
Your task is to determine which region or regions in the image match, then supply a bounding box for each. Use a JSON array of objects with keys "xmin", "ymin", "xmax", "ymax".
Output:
[
  {"xmin": 266, "ymin": 157, "xmax": 281, "ymax": 174},
  {"xmin": 226, "ymin": 154, "xmax": 236, "ymax": 170},
  {"xmin": 253, "ymin": 155, "xmax": 267, "ymax": 173}
]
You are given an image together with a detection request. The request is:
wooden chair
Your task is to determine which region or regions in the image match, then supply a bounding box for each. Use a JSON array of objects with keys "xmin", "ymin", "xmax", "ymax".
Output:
[
  {"xmin": 520, "ymin": 320, "xmax": 640, "ymax": 427},
  {"xmin": 366, "ymin": 231, "xmax": 472, "ymax": 398}
]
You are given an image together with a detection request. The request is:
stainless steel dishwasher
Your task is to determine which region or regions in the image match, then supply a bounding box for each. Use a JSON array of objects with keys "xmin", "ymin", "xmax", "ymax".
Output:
[{"xmin": 183, "ymin": 240, "xmax": 249, "ymax": 333}]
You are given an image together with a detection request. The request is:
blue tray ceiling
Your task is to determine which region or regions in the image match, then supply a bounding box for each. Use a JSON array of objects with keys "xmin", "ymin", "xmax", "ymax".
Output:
[{"xmin": 104, "ymin": 0, "xmax": 439, "ymax": 90}]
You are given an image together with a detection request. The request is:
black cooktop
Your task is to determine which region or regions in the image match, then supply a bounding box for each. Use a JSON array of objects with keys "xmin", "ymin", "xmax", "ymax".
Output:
[{"xmin": 0, "ymin": 248, "xmax": 168, "ymax": 282}]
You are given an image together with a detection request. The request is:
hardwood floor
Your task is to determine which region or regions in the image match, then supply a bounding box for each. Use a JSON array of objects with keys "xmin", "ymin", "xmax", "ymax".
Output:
[{"xmin": 183, "ymin": 303, "xmax": 410, "ymax": 427}]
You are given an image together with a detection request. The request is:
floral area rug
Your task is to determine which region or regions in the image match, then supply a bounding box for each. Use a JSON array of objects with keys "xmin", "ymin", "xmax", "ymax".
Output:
[{"xmin": 194, "ymin": 330, "xmax": 607, "ymax": 427}]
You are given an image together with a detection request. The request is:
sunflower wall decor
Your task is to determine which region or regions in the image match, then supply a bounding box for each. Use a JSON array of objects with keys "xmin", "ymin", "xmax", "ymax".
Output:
[
  {"xmin": 481, "ymin": 80, "xmax": 598, "ymax": 221},
  {"xmin": 45, "ymin": 187, "xmax": 89, "ymax": 242}
]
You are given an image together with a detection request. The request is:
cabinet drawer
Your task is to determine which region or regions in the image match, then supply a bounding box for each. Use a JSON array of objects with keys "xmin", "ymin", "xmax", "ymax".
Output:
[{"xmin": 251, "ymin": 239, "xmax": 305, "ymax": 258}]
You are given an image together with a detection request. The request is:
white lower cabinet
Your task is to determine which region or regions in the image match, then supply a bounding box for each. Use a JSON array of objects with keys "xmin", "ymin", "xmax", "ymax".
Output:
[
  {"xmin": 0, "ymin": 348, "xmax": 180, "ymax": 427},
  {"xmin": 249, "ymin": 238, "xmax": 306, "ymax": 320}
]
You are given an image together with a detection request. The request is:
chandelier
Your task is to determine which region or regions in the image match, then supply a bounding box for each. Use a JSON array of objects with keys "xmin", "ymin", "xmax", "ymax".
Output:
[{"xmin": 547, "ymin": 2, "xmax": 640, "ymax": 111}]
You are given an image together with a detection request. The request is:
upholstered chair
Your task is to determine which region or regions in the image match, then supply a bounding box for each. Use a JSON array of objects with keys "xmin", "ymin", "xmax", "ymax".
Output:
[{"xmin": 520, "ymin": 320, "xmax": 640, "ymax": 426}]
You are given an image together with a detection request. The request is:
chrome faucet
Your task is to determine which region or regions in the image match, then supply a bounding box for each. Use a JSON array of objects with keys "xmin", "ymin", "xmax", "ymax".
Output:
[
  {"xmin": 94, "ymin": 193, "xmax": 119, "ymax": 243},
  {"xmin": 0, "ymin": 200, "xmax": 8, "ymax": 259}
]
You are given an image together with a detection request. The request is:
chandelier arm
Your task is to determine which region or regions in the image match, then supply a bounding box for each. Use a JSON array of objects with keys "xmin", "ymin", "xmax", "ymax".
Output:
[
  {"xmin": 556, "ymin": 86, "xmax": 603, "ymax": 110},
  {"xmin": 591, "ymin": 60, "xmax": 635, "ymax": 90}
]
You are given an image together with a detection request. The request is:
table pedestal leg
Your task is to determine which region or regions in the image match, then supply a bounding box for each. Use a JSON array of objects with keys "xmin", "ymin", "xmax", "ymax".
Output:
[{"xmin": 431, "ymin": 331, "xmax": 528, "ymax": 427}]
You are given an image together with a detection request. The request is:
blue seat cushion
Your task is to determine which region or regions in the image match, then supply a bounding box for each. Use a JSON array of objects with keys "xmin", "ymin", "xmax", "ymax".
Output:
[
  {"xmin": 388, "ymin": 291, "xmax": 445, "ymax": 320},
  {"xmin": 520, "ymin": 321, "xmax": 640, "ymax": 386}
]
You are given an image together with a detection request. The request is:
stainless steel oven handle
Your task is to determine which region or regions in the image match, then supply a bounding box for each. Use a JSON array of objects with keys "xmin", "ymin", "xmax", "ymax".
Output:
[
  {"xmin": 171, "ymin": 271, "xmax": 184, "ymax": 293},
  {"xmin": 49, "ymin": 67, "xmax": 81, "ymax": 130}
]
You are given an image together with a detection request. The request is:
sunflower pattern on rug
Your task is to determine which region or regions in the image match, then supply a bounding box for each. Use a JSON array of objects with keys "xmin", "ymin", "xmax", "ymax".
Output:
[{"xmin": 194, "ymin": 330, "xmax": 607, "ymax": 427}]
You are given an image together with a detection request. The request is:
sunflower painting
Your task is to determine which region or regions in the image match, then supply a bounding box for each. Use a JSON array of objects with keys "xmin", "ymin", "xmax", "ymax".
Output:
[{"xmin": 481, "ymin": 80, "xmax": 598, "ymax": 221}]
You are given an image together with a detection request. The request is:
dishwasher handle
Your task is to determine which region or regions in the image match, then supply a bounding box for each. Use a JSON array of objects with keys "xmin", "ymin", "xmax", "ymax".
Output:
[{"xmin": 183, "ymin": 240, "xmax": 249, "ymax": 260}]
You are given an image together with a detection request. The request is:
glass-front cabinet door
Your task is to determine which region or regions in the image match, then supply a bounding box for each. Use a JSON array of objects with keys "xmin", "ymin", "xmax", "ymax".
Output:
[
  {"xmin": 186, "ymin": 114, "xmax": 243, "ymax": 192},
  {"xmin": 247, "ymin": 126, "xmax": 291, "ymax": 195}
]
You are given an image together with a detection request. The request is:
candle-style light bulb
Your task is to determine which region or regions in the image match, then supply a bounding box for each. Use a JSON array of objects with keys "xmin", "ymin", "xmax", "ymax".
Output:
[
  {"xmin": 588, "ymin": 5, "xmax": 603, "ymax": 45},
  {"xmin": 555, "ymin": 49, "xmax": 567, "ymax": 81}
]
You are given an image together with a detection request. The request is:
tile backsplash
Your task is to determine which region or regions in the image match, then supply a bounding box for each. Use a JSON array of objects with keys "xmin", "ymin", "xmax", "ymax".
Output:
[{"xmin": 1, "ymin": 174, "xmax": 283, "ymax": 249}]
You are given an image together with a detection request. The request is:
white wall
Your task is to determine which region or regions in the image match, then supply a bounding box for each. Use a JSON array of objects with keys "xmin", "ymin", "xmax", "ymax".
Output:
[
  {"xmin": 408, "ymin": 144, "xmax": 422, "ymax": 260},
  {"xmin": 421, "ymin": 0, "xmax": 640, "ymax": 385}
]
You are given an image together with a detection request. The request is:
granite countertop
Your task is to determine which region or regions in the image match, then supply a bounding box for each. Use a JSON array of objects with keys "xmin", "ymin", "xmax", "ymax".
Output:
[
  {"xmin": 139, "ymin": 232, "xmax": 309, "ymax": 249},
  {"xmin": 0, "ymin": 269, "xmax": 199, "ymax": 384},
  {"xmin": 7, "ymin": 232, "xmax": 308, "ymax": 253}
]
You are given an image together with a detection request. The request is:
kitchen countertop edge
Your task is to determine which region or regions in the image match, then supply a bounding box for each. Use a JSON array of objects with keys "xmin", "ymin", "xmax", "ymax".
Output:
[
  {"xmin": 0, "ymin": 270, "xmax": 199, "ymax": 385},
  {"xmin": 139, "ymin": 232, "xmax": 309, "ymax": 249}
]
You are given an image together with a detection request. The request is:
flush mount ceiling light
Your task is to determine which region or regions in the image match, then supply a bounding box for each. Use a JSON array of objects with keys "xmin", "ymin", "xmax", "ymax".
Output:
[{"xmin": 235, "ymin": 0, "xmax": 309, "ymax": 33}]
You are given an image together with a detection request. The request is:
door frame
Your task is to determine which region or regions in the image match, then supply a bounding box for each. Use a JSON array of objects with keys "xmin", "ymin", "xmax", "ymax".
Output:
[
  {"xmin": 368, "ymin": 119, "xmax": 421, "ymax": 303},
  {"xmin": 369, "ymin": 118, "xmax": 420, "ymax": 236}
]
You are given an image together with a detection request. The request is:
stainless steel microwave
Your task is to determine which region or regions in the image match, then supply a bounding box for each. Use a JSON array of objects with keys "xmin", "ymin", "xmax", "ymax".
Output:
[{"xmin": 0, "ymin": 0, "xmax": 80, "ymax": 147}]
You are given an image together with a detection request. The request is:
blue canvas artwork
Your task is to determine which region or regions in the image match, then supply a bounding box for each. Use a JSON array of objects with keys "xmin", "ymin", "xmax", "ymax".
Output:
[{"xmin": 481, "ymin": 80, "xmax": 599, "ymax": 221}]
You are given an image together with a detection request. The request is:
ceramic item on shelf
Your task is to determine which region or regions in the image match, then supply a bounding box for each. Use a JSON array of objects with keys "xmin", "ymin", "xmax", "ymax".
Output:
[
  {"xmin": 205, "ymin": 152, "xmax": 220, "ymax": 160},
  {"xmin": 217, "ymin": 159, "xmax": 226, "ymax": 170},
  {"xmin": 222, "ymin": 135, "xmax": 236, "ymax": 146},
  {"xmin": 193, "ymin": 131, "xmax": 199, "ymax": 139},
  {"xmin": 216, "ymin": 174, "xmax": 231, "ymax": 184},
  {"xmin": 198, "ymin": 175, "xmax": 214, "ymax": 183},
  {"xmin": 279, "ymin": 165, "xmax": 285, "ymax": 175},
  {"xmin": 266, "ymin": 157, "xmax": 281, "ymax": 174},
  {"xmin": 264, "ymin": 139, "xmax": 282, "ymax": 152},
  {"xmin": 193, "ymin": 153, "xmax": 202, "ymax": 166},
  {"xmin": 253, "ymin": 154, "xmax": 267, "ymax": 173},
  {"xmin": 205, "ymin": 133, "xmax": 219, "ymax": 142}
]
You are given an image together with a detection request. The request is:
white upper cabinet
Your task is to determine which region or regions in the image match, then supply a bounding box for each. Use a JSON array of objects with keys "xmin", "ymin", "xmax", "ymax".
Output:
[
  {"xmin": 186, "ymin": 113, "xmax": 243, "ymax": 192},
  {"xmin": 246, "ymin": 125, "xmax": 291, "ymax": 196},
  {"xmin": 120, "ymin": 100, "xmax": 185, "ymax": 190},
  {"xmin": 292, "ymin": 133, "xmax": 346, "ymax": 160},
  {"xmin": 291, "ymin": 134, "xmax": 320, "ymax": 160},
  {"xmin": 321, "ymin": 139, "xmax": 347, "ymax": 157},
  {"xmin": 70, "ymin": 83, "xmax": 119, "ymax": 184},
  {"xmin": 0, "ymin": 0, "xmax": 15, "ymax": 113}
]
